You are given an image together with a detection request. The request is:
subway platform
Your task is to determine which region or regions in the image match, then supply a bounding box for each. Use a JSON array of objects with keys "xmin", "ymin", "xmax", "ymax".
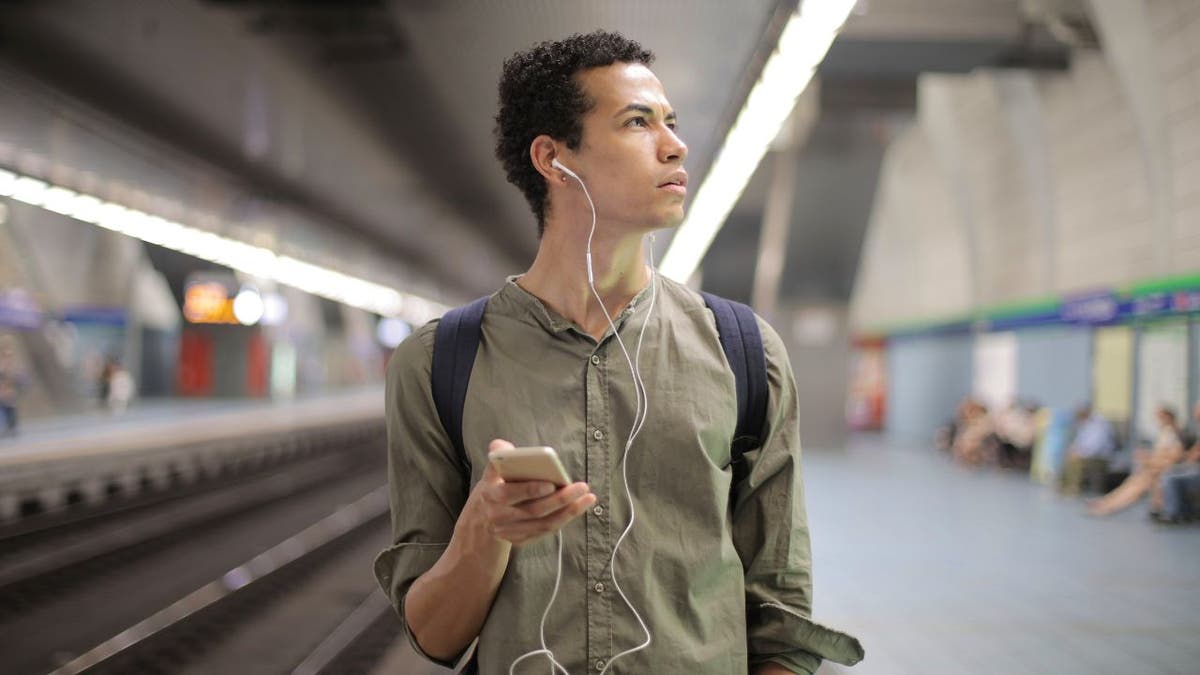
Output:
[
  {"xmin": 3, "ymin": 399, "xmax": 1198, "ymax": 673},
  {"xmin": 806, "ymin": 437, "xmax": 1200, "ymax": 675}
]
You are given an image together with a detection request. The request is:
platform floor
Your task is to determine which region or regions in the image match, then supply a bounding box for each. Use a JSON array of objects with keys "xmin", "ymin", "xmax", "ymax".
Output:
[
  {"xmin": 0, "ymin": 386, "xmax": 382, "ymax": 464},
  {"xmin": 7, "ymin": 403, "xmax": 1197, "ymax": 674},
  {"xmin": 808, "ymin": 436, "xmax": 1200, "ymax": 675}
]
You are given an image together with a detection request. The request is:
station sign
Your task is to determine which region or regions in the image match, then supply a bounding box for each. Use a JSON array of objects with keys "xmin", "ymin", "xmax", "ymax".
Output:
[{"xmin": 184, "ymin": 281, "xmax": 238, "ymax": 325}]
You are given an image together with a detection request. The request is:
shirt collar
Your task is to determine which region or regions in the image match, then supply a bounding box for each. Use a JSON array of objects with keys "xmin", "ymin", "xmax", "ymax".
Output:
[{"xmin": 496, "ymin": 274, "xmax": 656, "ymax": 339}]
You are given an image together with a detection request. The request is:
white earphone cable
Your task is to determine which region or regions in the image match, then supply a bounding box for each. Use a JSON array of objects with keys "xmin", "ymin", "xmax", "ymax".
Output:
[{"xmin": 510, "ymin": 165, "xmax": 655, "ymax": 674}]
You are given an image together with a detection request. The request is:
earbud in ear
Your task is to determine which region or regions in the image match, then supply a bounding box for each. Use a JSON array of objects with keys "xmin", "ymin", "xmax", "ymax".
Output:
[{"xmin": 551, "ymin": 158, "xmax": 579, "ymax": 181}]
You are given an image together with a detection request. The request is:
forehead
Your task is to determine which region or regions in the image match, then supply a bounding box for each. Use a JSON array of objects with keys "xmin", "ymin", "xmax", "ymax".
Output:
[{"xmin": 576, "ymin": 62, "xmax": 671, "ymax": 111}]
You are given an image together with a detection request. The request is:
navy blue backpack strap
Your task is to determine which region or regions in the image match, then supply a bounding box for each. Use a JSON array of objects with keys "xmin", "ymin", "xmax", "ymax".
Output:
[
  {"xmin": 700, "ymin": 292, "xmax": 769, "ymax": 482},
  {"xmin": 431, "ymin": 296, "xmax": 490, "ymax": 471}
]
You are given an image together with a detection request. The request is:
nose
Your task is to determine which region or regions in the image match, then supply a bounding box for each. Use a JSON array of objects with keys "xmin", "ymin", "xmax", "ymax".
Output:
[{"xmin": 660, "ymin": 127, "xmax": 687, "ymax": 164}]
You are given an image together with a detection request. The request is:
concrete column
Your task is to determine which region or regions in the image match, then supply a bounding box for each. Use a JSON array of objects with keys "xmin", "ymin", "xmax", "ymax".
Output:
[
  {"xmin": 920, "ymin": 77, "xmax": 984, "ymax": 309},
  {"xmin": 992, "ymin": 71, "xmax": 1059, "ymax": 294},
  {"xmin": 1088, "ymin": 0, "xmax": 1175, "ymax": 274}
]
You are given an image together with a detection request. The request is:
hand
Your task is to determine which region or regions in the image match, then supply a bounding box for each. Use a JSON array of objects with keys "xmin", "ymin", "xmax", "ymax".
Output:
[{"xmin": 473, "ymin": 439, "xmax": 596, "ymax": 546}]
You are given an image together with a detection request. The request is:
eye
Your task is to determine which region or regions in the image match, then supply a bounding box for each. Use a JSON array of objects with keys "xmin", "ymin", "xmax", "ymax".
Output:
[{"xmin": 625, "ymin": 117, "xmax": 648, "ymax": 128}]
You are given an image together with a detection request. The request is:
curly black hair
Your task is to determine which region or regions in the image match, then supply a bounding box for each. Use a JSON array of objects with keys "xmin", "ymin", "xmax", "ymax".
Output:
[{"xmin": 494, "ymin": 31, "xmax": 654, "ymax": 237}]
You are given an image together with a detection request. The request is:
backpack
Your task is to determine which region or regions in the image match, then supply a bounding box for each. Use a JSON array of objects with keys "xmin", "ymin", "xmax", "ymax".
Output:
[{"xmin": 430, "ymin": 291, "xmax": 768, "ymax": 485}]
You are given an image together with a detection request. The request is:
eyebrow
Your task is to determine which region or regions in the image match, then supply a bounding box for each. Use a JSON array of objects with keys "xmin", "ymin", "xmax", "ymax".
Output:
[{"xmin": 615, "ymin": 103, "xmax": 677, "ymax": 121}]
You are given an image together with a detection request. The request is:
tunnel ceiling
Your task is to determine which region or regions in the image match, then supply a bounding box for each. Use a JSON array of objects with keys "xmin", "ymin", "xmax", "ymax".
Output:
[
  {"xmin": 702, "ymin": 0, "xmax": 1084, "ymax": 307},
  {"xmin": 0, "ymin": 0, "xmax": 1087, "ymax": 305}
]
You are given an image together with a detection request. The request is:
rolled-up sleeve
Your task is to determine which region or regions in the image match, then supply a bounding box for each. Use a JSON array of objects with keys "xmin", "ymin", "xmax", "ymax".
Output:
[
  {"xmin": 731, "ymin": 319, "xmax": 864, "ymax": 674},
  {"xmin": 372, "ymin": 321, "xmax": 469, "ymax": 667}
]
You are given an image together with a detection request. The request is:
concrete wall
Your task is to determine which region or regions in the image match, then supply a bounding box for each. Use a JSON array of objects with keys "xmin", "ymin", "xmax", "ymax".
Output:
[
  {"xmin": 886, "ymin": 333, "xmax": 973, "ymax": 440},
  {"xmin": 852, "ymin": 0, "xmax": 1200, "ymax": 329},
  {"xmin": 1014, "ymin": 327, "xmax": 1093, "ymax": 412}
]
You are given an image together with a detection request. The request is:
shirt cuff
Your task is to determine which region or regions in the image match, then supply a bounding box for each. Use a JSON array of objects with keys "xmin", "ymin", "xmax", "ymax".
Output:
[
  {"xmin": 749, "ymin": 601, "xmax": 865, "ymax": 669},
  {"xmin": 374, "ymin": 541, "xmax": 463, "ymax": 668},
  {"xmin": 398, "ymin": 593, "xmax": 475, "ymax": 669}
]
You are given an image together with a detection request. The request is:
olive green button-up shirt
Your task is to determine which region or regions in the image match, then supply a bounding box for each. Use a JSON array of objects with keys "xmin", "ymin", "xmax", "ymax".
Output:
[{"xmin": 375, "ymin": 275, "xmax": 863, "ymax": 674}]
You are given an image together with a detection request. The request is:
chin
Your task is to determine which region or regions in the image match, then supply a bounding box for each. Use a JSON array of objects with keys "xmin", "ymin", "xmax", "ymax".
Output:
[{"xmin": 659, "ymin": 207, "xmax": 686, "ymax": 229}]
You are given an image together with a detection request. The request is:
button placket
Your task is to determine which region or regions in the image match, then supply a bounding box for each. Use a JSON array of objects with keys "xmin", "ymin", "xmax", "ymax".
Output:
[{"xmin": 584, "ymin": 342, "xmax": 612, "ymax": 671}]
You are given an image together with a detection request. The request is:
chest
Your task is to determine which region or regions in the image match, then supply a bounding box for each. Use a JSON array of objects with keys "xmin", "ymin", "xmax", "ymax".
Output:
[{"xmin": 458, "ymin": 321, "xmax": 738, "ymax": 487}]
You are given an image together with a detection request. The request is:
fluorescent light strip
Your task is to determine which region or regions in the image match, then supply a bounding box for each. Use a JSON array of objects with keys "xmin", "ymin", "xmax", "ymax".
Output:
[
  {"xmin": 0, "ymin": 167, "xmax": 446, "ymax": 324},
  {"xmin": 659, "ymin": 0, "xmax": 856, "ymax": 282}
]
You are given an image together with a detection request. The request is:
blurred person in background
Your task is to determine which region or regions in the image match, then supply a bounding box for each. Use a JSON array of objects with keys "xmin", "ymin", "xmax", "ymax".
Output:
[
  {"xmin": 106, "ymin": 359, "xmax": 135, "ymax": 414},
  {"xmin": 935, "ymin": 396, "xmax": 974, "ymax": 453},
  {"xmin": 1088, "ymin": 405, "xmax": 1183, "ymax": 517},
  {"xmin": 0, "ymin": 337, "xmax": 28, "ymax": 436},
  {"xmin": 98, "ymin": 355, "xmax": 116, "ymax": 405},
  {"xmin": 995, "ymin": 399, "xmax": 1037, "ymax": 470},
  {"xmin": 1154, "ymin": 402, "xmax": 1200, "ymax": 524},
  {"xmin": 953, "ymin": 400, "xmax": 991, "ymax": 465},
  {"xmin": 1060, "ymin": 404, "xmax": 1116, "ymax": 496}
]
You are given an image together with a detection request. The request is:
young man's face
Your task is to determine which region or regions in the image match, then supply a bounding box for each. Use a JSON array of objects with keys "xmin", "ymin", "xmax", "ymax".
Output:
[{"xmin": 562, "ymin": 62, "xmax": 688, "ymax": 233}]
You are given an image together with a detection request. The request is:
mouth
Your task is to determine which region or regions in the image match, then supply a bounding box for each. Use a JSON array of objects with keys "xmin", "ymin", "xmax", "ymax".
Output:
[{"xmin": 658, "ymin": 172, "xmax": 688, "ymax": 195}]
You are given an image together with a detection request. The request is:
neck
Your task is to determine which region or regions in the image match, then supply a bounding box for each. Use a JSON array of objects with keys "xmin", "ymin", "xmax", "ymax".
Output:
[{"xmin": 518, "ymin": 218, "xmax": 652, "ymax": 340}]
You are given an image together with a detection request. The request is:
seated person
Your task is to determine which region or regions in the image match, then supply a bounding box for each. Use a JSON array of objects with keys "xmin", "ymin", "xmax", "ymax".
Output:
[
  {"xmin": 935, "ymin": 396, "xmax": 975, "ymax": 453},
  {"xmin": 996, "ymin": 400, "xmax": 1037, "ymax": 470},
  {"xmin": 1088, "ymin": 406, "xmax": 1183, "ymax": 516},
  {"xmin": 953, "ymin": 401, "xmax": 992, "ymax": 466},
  {"xmin": 1060, "ymin": 405, "xmax": 1115, "ymax": 496},
  {"xmin": 1155, "ymin": 402, "xmax": 1200, "ymax": 523}
]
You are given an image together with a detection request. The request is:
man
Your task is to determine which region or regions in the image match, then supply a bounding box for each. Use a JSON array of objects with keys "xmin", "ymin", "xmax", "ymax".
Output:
[
  {"xmin": 1155, "ymin": 401, "xmax": 1200, "ymax": 524},
  {"xmin": 1060, "ymin": 404, "xmax": 1115, "ymax": 496},
  {"xmin": 375, "ymin": 31, "xmax": 862, "ymax": 674},
  {"xmin": 1088, "ymin": 406, "xmax": 1183, "ymax": 516}
]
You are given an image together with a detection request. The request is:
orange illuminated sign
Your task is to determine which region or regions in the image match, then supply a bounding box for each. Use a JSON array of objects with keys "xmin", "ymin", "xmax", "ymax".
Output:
[{"xmin": 183, "ymin": 282, "xmax": 238, "ymax": 324}]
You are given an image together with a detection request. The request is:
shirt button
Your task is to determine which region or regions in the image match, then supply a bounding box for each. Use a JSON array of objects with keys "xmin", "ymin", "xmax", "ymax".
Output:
[
  {"xmin": 594, "ymin": 581, "xmax": 605, "ymax": 593},
  {"xmin": 593, "ymin": 429, "xmax": 604, "ymax": 441},
  {"xmin": 592, "ymin": 504, "xmax": 604, "ymax": 517},
  {"xmin": 591, "ymin": 354, "xmax": 601, "ymax": 366},
  {"xmin": 595, "ymin": 659, "xmax": 606, "ymax": 671}
]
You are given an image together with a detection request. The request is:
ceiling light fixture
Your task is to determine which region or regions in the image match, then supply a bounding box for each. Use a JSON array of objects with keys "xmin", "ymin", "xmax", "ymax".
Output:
[
  {"xmin": 0, "ymin": 167, "xmax": 446, "ymax": 324},
  {"xmin": 659, "ymin": 0, "xmax": 856, "ymax": 282}
]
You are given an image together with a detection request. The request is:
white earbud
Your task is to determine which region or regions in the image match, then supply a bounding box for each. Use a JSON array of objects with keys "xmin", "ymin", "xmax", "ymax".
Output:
[
  {"xmin": 552, "ymin": 158, "xmax": 594, "ymax": 284},
  {"xmin": 551, "ymin": 157, "xmax": 579, "ymax": 181}
]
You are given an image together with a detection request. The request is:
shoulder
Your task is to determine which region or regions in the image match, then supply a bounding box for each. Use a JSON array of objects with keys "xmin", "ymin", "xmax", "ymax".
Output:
[
  {"xmin": 385, "ymin": 319, "xmax": 439, "ymax": 384},
  {"xmin": 655, "ymin": 274, "xmax": 710, "ymax": 317},
  {"xmin": 658, "ymin": 277, "xmax": 789, "ymax": 365}
]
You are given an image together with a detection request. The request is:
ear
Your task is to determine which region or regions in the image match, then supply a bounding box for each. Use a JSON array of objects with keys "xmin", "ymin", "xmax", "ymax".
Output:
[{"xmin": 530, "ymin": 135, "xmax": 565, "ymax": 183}]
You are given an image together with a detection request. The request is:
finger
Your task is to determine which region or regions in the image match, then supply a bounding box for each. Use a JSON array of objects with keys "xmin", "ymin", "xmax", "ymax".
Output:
[
  {"xmin": 480, "ymin": 477, "xmax": 554, "ymax": 507},
  {"xmin": 510, "ymin": 483, "xmax": 590, "ymax": 518},
  {"xmin": 480, "ymin": 439, "xmax": 515, "ymax": 487},
  {"xmin": 495, "ymin": 500, "xmax": 594, "ymax": 545},
  {"xmin": 493, "ymin": 493, "xmax": 596, "ymax": 540},
  {"xmin": 492, "ymin": 480, "xmax": 561, "ymax": 506}
]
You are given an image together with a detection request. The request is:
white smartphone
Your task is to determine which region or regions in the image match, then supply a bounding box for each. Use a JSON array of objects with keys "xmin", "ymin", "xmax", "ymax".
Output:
[{"xmin": 489, "ymin": 446, "xmax": 571, "ymax": 487}]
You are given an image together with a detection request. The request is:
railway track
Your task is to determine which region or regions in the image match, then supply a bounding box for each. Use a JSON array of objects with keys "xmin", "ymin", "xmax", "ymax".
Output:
[
  {"xmin": 53, "ymin": 488, "xmax": 393, "ymax": 675},
  {"xmin": 0, "ymin": 433, "xmax": 413, "ymax": 675}
]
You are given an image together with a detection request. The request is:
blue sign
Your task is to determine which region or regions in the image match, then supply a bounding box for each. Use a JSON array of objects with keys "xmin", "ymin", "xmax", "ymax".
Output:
[{"xmin": 1062, "ymin": 290, "xmax": 1120, "ymax": 325}]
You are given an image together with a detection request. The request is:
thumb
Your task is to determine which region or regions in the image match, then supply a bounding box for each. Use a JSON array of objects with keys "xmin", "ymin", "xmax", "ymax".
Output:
[
  {"xmin": 482, "ymin": 439, "xmax": 515, "ymax": 484},
  {"xmin": 488, "ymin": 438, "xmax": 516, "ymax": 454}
]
